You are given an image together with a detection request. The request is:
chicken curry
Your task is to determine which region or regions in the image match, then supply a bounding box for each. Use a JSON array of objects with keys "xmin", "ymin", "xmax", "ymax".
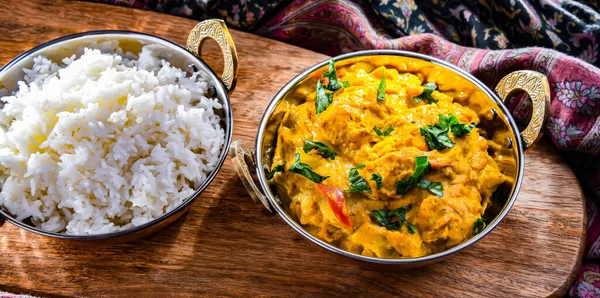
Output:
[{"xmin": 266, "ymin": 56, "xmax": 514, "ymax": 258}]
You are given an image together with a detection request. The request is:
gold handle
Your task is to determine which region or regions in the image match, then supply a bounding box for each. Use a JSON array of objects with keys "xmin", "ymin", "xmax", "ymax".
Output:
[
  {"xmin": 495, "ymin": 70, "xmax": 551, "ymax": 151},
  {"xmin": 230, "ymin": 140, "xmax": 274, "ymax": 214},
  {"xmin": 186, "ymin": 19, "xmax": 239, "ymax": 93}
]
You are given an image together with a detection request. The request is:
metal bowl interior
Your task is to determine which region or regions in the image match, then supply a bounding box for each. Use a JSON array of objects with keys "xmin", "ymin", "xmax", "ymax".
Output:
[
  {"xmin": 0, "ymin": 31, "xmax": 233, "ymax": 241},
  {"xmin": 255, "ymin": 50, "xmax": 524, "ymax": 265}
]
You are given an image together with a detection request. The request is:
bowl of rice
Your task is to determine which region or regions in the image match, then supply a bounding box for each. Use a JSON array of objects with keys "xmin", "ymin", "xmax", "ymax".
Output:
[{"xmin": 0, "ymin": 20, "xmax": 237, "ymax": 241}]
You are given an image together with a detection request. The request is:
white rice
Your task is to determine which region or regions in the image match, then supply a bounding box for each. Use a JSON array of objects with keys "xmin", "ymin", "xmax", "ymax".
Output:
[{"xmin": 0, "ymin": 41, "xmax": 225, "ymax": 235}]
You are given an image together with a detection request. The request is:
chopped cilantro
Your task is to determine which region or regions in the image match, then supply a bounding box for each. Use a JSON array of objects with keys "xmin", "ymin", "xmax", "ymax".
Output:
[
  {"xmin": 414, "ymin": 82, "xmax": 438, "ymax": 104},
  {"xmin": 416, "ymin": 179, "xmax": 443, "ymax": 198},
  {"xmin": 303, "ymin": 140, "xmax": 336, "ymax": 160},
  {"xmin": 377, "ymin": 71, "xmax": 386, "ymax": 101},
  {"xmin": 374, "ymin": 125, "xmax": 394, "ymax": 137},
  {"xmin": 372, "ymin": 206, "xmax": 417, "ymax": 233},
  {"xmin": 347, "ymin": 164, "xmax": 371, "ymax": 194},
  {"xmin": 315, "ymin": 60, "xmax": 350, "ymax": 114},
  {"xmin": 267, "ymin": 163, "xmax": 285, "ymax": 180},
  {"xmin": 395, "ymin": 156, "xmax": 444, "ymax": 197},
  {"xmin": 322, "ymin": 59, "xmax": 349, "ymax": 91},
  {"xmin": 396, "ymin": 156, "xmax": 430, "ymax": 195},
  {"xmin": 420, "ymin": 114, "xmax": 476, "ymax": 151},
  {"xmin": 449, "ymin": 116, "xmax": 477, "ymax": 137},
  {"xmin": 315, "ymin": 80, "xmax": 333, "ymax": 115},
  {"xmin": 371, "ymin": 173, "xmax": 383, "ymax": 190},
  {"xmin": 372, "ymin": 209, "xmax": 399, "ymax": 229},
  {"xmin": 289, "ymin": 153, "xmax": 329, "ymax": 183},
  {"xmin": 406, "ymin": 222, "xmax": 417, "ymax": 234},
  {"xmin": 472, "ymin": 218, "xmax": 486, "ymax": 235}
]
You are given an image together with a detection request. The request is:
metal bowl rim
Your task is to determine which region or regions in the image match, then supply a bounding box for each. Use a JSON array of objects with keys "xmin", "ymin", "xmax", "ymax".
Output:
[
  {"xmin": 0, "ymin": 30, "xmax": 233, "ymax": 240},
  {"xmin": 254, "ymin": 49, "xmax": 525, "ymax": 265}
]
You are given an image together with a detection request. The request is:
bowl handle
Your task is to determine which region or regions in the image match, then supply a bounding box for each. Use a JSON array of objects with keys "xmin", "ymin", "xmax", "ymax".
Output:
[
  {"xmin": 495, "ymin": 70, "xmax": 551, "ymax": 152},
  {"xmin": 186, "ymin": 19, "xmax": 239, "ymax": 94},
  {"xmin": 230, "ymin": 140, "xmax": 275, "ymax": 214}
]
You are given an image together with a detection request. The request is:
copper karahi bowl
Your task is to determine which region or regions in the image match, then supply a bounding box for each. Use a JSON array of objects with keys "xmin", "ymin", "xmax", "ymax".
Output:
[{"xmin": 231, "ymin": 50, "xmax": 550, "ymax": 267}]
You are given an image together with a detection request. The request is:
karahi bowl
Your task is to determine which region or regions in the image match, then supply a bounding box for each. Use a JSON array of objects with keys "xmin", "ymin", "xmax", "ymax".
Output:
[
  {"xmin": 230, "ymin": 50, "xmax": 550, "ymax": 267},
  {"xmin": 0, "ymin": 19, "xmax": 238, "ymax": 243}
]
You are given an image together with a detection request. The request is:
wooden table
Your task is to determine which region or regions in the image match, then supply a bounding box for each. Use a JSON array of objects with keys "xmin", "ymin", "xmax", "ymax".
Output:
[{"xmin": 0, "ymin": 1, "xmax": 586, "ymax": 297}]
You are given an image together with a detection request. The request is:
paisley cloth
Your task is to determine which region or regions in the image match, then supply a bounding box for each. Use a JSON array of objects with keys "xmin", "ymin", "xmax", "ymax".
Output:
[
  {"xmin": 0, "ymin": 293, "xmax": 36, "ymax": 298},
  {"xmin": 67, "ymin": 0, "xmax": 600, "ymax": 296}
]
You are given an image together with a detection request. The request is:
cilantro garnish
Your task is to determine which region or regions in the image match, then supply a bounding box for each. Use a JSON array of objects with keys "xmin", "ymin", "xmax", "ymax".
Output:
[
  {"xmin": 395, "ymin": 156, "xmax": 444, "ymax": 197},
  {"xmin": 315, "ymin": 60, "xmax": 349, "ymax": 115},
  {"xmin": 315, "ymin": 80, "xmax": 333, "ymax": 115},
  {"xmin": 420, "ymin": 114, "xmax": 476, "ymax": 151},
  {"xmin": 371, "ymin": 173, "xmax": 383, "ymax": 190},
  {"xmin": 289, "ymin": 153, "xmax": 329, "ymax": 183},
  {"xmin": 416, "ymin": 179, "xmax": 443, "ymax": 198},
  {"xmin": 472, "ymin": 218, "xmax": 486, "ymax": 235},
  {"xmin": 396, "ymin": 156, "xmax": 430, "ymax": 195},
  {"xmin": 303, "ymin": 140, "xmax": 336, "ymax": 160},
  {"xmin": 377, "ymin": 71, "xmax": 386, "ymax": 101},
  {"xmin": 374, "ymin": 125, "xmax": 394, "ymax": 137},
  {"xmin": 347, "ymin": 164, "xmax": 371, "ymax": 194},
  {"xmin": 267, "ymin": 163, "xmax": 285, "ymax": 180},
  {"xmin": 322, "ymin": 59, "xmax": 349, "ymax": 91},
  {"xmin": 372, "ymin": 206, "xmax": 417, "ymax": 233},
  {"xmin": 414, "ymin": 82, "xmax": 438, "ymax": 104}
]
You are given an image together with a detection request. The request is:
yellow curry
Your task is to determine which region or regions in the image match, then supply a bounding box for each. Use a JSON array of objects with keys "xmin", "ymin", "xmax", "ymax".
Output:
[{"xmin": 268, "ymin": 57, "xmax": 512, "ymax": 258}]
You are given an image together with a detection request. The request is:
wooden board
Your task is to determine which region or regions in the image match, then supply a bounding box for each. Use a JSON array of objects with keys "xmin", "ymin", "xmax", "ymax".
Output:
[{"xmin": 0, "ymin": 1, "xmax": 586, "ymax": 297}]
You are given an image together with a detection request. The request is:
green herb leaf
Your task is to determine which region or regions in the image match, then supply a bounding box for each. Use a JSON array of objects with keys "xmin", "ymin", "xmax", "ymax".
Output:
[
  {"xmin": 315, "ymin": 80, "xmax": 333, "ymax": 115},
  {"xmin": 420, "ymin": 114, "xmax": 455, "ymax": 150},
  {"xmin": 448, "ymin": 114, "xmax": 476, "ymax": 137},
  {"xmin": 370, "ymin": 173, "xmax": 383, "ymax": 190},
  {"xmin": 341, "ymin": 81, "xmax": 350, "ymax": 88},
  {"xmin": 472, "ymin": 218, "xmax": 486, "ymax": 235},
  {"xmin": 420, "ymin": 114, "xmax": 477, "ymax": 150},
  {"xmin": 322, "ymin": 59, "xmax": 348, "ymax": 91},
  {"xmin": 372, "ymin": 209, "xmax": 400, "ymax": 229},
  {"xmin": 303, "ymin": 140, "xmax": 336, "ymax": 160},
  {"xmin": 406, "ymin": 222, "xmax": 417, "ymax": 234},
  {"xmin": 372, "ymin": 209, "xmax": 387, "ymax": 223},
  {"xmin": 396, "ymin": 155, "xmax": 430, "ymax": 194},
  {"xmin": 289, "ymin": 153, "xmax": 329, "ymax": 183},
  {"xmin": 372, "ymin": 206, "xmax": 416, "ymax": 231},
  {"xmin": 412, "ymin": 155, "xmax": 430, "ymax": 178},
  {"xmin": 414, "ymin": 82, "xmax": 438, "ymax": 104},
  {"xmin": 387, "ymin": 206, "xmax": 407, "ymax": 222},
  {"xmin": 322, "ymin": 60, "xmax": 336, "ymax": 78},
  {"xmin": 374, "ymin": 125, "xmax": 394, "ymax": 137},
  {"xmin": 347, "ymin": 164, "xmax": 372, "ymax": 194},
  {"xmin": 420, "ymin": 127, "xmax": 454, "ymax": 150},
  {"xmin": 267, "ymin": 163, "xmax": 285, "ymax": 180},
  {"xmin": 395, "ymin": 180, "xmax": 413, "ymax": 196},
  {"xmin": 377, "ymin": 71, "xmax": 386, "ymax": 101},
  {"xmin": 396, "ymin": 156, "xmax": 444, "ymax": 197},
  {"xmin": 416, "ymin": 179, "xmax": 444, "ymax": 197}
]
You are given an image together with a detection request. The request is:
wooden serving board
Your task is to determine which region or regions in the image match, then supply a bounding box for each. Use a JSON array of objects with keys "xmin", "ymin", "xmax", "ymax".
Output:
[{"xmin": 0, "ymin": 1, "xmax": 585, "ymax": 297}]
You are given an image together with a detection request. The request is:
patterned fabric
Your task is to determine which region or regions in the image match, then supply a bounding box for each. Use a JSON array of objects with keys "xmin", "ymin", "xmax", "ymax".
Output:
[
  {"xmin": 571, "ymin": 263, "xmax": 600, "ymax": 297},
  {"xmin": 77, "ymin": 0, "xmax": 600, "ymax": 297},
  {"xmin": 91, "ymin": 0, "xmax": 600, "ymax": 67},
  {"xmin": 0, "ymin": 292, "xmax": 35, "ymax": 298}
]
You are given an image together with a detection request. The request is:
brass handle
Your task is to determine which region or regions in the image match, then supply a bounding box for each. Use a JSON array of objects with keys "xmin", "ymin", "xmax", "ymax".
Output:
[
  {"xmin": 186, "ymin": 19, "xmax": 239, "ymax": 93},
  {"xmin": 495, "ymin": 70, "xmax": 551, "ymax": 151},
  {"xmin": 230, "ymin": 140, "xmax": 275, "ymax": 214}
]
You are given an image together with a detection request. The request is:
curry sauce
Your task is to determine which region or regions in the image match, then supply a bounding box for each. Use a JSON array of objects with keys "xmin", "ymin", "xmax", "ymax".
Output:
[{"xmin": 268, "ymin": 57, "xmax": 512, "ymax": 258}]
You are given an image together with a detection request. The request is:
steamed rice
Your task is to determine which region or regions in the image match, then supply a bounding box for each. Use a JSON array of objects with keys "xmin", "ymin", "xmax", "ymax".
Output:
[{"xmin": 0, "ymin": 41, "xmax": 225, "ymax": 235}]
